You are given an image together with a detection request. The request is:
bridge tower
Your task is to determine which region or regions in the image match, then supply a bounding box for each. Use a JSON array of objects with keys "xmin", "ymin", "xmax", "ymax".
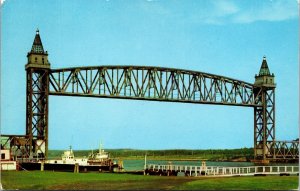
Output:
[
  {"xmin": 25, "ymin": 29, "xmax": 50, "ymax": 159},
  {"xmin": 254, "ymin": 56, "xmax": 276, "ymax": 161}
]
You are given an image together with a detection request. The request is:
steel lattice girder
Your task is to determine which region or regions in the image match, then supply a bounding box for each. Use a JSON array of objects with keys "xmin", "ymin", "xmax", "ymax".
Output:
[
  {"xmin": 25, "ymin": 68, "xmax": 49, "ymax": 159},
  {"xmin": 49, "ymin": 66, "xmax": 260, "ymax": 107},
  {"xmin": 19, "ymin": 65, "xmax": 297, "ymax": 161},
  {"xmin": 254, "ymin": 88, "xmax": 276, "ymax": 160},
  {"xmin": 268, "ymin": 140, "xmax": 299, "ymax": 159}
]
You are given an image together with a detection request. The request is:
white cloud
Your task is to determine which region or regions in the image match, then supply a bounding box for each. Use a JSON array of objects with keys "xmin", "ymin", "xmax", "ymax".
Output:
[
  {"xmin": 232, "ymin": 0, "xmax": 299, "ymax": 23},
  {"xmin": 185, "ymin": 1, "xmax": 239, "ymax": 25},
  {"xmin": 138, "ymin": 0, "xmax": 298, "ymax": 25},
  {"xmin": 212, "ymin": 0, "xmax": 239, "ymax": 16},
  {"xmin": 139, "ymin": 0, "xmax": 171, "ymax": 16},
  {"xmin": 190, "ymin": 0, "xmax": 298, "ymax": 25}
]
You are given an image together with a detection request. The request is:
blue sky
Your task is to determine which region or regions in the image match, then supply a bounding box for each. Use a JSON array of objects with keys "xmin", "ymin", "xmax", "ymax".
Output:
[{"xmin": 1, "ymin": 0, "xmax": 299, "ymax": 150}]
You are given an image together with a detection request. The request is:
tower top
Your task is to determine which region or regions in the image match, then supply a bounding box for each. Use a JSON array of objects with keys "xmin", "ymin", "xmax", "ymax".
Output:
[
  {"xmin": 26, "ymin": 29, "xmax": 50, "ymax": 69},
  {"xmin": 254, "ymin": 56, "xmax": 275, "ymax": 87},
  {"xmin": 30, "ymin": 29, "xmax": 45, "ymax": 54},
  {"xmin": 258, "ymin": 56, "xmax": 271, "ymax": 76}
]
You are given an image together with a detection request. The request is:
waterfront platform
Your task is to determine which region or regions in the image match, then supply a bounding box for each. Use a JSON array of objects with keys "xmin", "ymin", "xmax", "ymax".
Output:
[
  {"xmin": 145, "ymin": 164, "xmax": 299, "ymax": 177},
  {"xmin": 18, "ymin": 162, "xmax": 117, "ymax": 172}
]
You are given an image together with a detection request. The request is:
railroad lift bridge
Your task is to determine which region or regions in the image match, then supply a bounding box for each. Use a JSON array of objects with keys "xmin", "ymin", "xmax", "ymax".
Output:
[{"xmin": 1, "ymin": 30, "xmax": 299, "ymax": 163}]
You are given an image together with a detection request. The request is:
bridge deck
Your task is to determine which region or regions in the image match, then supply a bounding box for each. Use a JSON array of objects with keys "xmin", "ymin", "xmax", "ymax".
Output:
[{"xmin": 146, "ymin": 164, "xmax": 299, "ymax": 177}]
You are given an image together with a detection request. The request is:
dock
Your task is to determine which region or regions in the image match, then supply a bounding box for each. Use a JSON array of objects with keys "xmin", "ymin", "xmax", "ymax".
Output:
[
  {"xmin": 145, "ymin": 164, "xmax": 299, "ymax": 177},
  {"xmin": 18, "ymin": 162, "xmax": 117, "ymax": 173}
]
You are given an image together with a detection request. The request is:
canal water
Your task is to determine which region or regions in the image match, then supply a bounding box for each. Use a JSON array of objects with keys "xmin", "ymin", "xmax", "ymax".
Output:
[{"xmin": 122, "ymin": 159, "xmax": 297, "ymax": 171}]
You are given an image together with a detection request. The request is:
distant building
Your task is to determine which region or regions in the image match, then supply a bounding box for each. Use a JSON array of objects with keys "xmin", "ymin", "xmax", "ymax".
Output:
[{"xmin": 0, "ymin": 149, "xmax": 17, "ymax": 170}]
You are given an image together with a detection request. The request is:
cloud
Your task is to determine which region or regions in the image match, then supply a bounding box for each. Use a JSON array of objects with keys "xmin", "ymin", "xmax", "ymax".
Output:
[
  {"xmin": 136, "ymin": 0, "xmax": 297, "ymax": 25},
  {"xmin": 212, "ymin": 0, "xmax": 239, "ymax": 16},
  {"xmin": 184, "ymin": 1, "xmax": 239, "ymax": 25},
  {"xmin": 198, "ymin": 1, "xmax": 239, "ymax": 24},
  {"xmin": 232, "ymin": 0, "xmax": 299, "ymax": 24},
  {"xmin": 190, "ymin": 0, "xmax": 298, "ymax": 25},
  {"xmin": 139, "ymin": 0, "xmax": 171, "ymax": 16}
]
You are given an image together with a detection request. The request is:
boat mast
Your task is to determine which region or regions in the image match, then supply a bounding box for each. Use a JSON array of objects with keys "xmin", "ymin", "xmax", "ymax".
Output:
[{"xmin": 99, "ymin": 141, "xmax": 103, "ymax": 154}]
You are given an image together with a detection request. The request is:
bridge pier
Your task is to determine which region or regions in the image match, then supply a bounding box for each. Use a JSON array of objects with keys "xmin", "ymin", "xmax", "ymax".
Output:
[
  {"xmin": 24, "ymin": 30, "xmax": 50, "ymax": 160},
  {"xmin": 254, "ymin": 57, "xmax": 276, "ymax": 161}
]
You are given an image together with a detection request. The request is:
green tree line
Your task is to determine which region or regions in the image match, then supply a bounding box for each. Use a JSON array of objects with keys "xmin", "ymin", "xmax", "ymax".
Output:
[{"xmin": 48, "ymin": 147, "xmax": 254, "ymax": 161}]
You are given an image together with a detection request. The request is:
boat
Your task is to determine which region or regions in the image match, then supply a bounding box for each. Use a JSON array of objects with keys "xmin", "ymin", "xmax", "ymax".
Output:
[
  {"xmin": 47, "ymin": 146, "xmax": 88, "ymax": 165},
  {"xmin": 19, "ymin": 144, "xmax": 120, "ymax": 172},
  {"xmin": 87, "ymin": 143, "xmax": 116, "ymax": 166}
]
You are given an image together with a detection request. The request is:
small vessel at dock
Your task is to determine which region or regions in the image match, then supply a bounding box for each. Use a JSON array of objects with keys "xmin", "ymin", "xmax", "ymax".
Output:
[
  {"xmin": 47, "ymin": 144, "xmax": 117, "ymax": 167},
  {"xmin": 47, "ymin": 146, "xmax": 89, "ymax": 165},
  {"xmin": 88, "ymin": 143, "xmax": 112, "ymax": 166},
  {"xmin": 20, "ymin": 144, "xmax": 120, "ymax": 172}
]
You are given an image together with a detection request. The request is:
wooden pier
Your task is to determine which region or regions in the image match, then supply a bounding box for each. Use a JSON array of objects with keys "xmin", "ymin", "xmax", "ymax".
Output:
[
  {"xmin": 19, "ymin": 162, "xmax": 117, "ymax": 173},
  {"xmin": 145, "ymin": 164, "xmax": 299, "ymax": 177}
]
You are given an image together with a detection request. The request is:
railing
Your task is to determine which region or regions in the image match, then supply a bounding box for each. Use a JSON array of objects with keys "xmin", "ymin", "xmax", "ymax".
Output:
[
  {"xmin": 146, "ymin": 164, "xmax": 299, "ymax": 176},
  {"xmin": 204, "ymin": 166, "xmax": 299, "ymax": 176}
]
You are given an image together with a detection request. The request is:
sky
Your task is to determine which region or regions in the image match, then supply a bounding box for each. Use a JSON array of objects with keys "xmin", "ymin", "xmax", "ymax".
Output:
[{"xmin": 1, "ymin": 0, "xmax": 299, "ymax": 150}]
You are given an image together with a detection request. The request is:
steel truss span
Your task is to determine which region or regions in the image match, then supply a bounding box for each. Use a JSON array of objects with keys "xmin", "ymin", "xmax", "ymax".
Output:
[
  {"xmin": 3, "ymin": 65, "xmax": 298, "ymax": 162},
  {"xmin": 49, "ymin": 66, "xmax": 259, "ymax": 107},
  {"xmin": 47, "ymin": 66, "xmax": 298, "ymax": 161}
]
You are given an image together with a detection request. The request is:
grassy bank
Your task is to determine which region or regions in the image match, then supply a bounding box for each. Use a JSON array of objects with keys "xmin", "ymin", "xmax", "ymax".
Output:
[
  {"xmin": 1, "ymin": 171, "xmax": 298, "ymax": 190},
  {"xmin": 48, "ymin": 148, "xmax": 254, "ymax": 161}
]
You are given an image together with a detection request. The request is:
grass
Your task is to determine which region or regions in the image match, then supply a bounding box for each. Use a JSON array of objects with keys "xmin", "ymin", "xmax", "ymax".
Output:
[
  {"xmin": 1, "ymin": 171, "xmax": 299, "ymax": 190},
  {"xmin": 1, "ymin": 171, "xmax": 190, "ymax": 190},
  {"xmin": 175, "ymin": 176, "xmax": 299, "ymax": 190}
]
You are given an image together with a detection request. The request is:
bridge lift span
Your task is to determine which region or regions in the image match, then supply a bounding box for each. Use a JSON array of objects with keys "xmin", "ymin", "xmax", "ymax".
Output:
[{"xmin": 1, "ymin": 30, "xmax": 298, "ymax": 163}]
